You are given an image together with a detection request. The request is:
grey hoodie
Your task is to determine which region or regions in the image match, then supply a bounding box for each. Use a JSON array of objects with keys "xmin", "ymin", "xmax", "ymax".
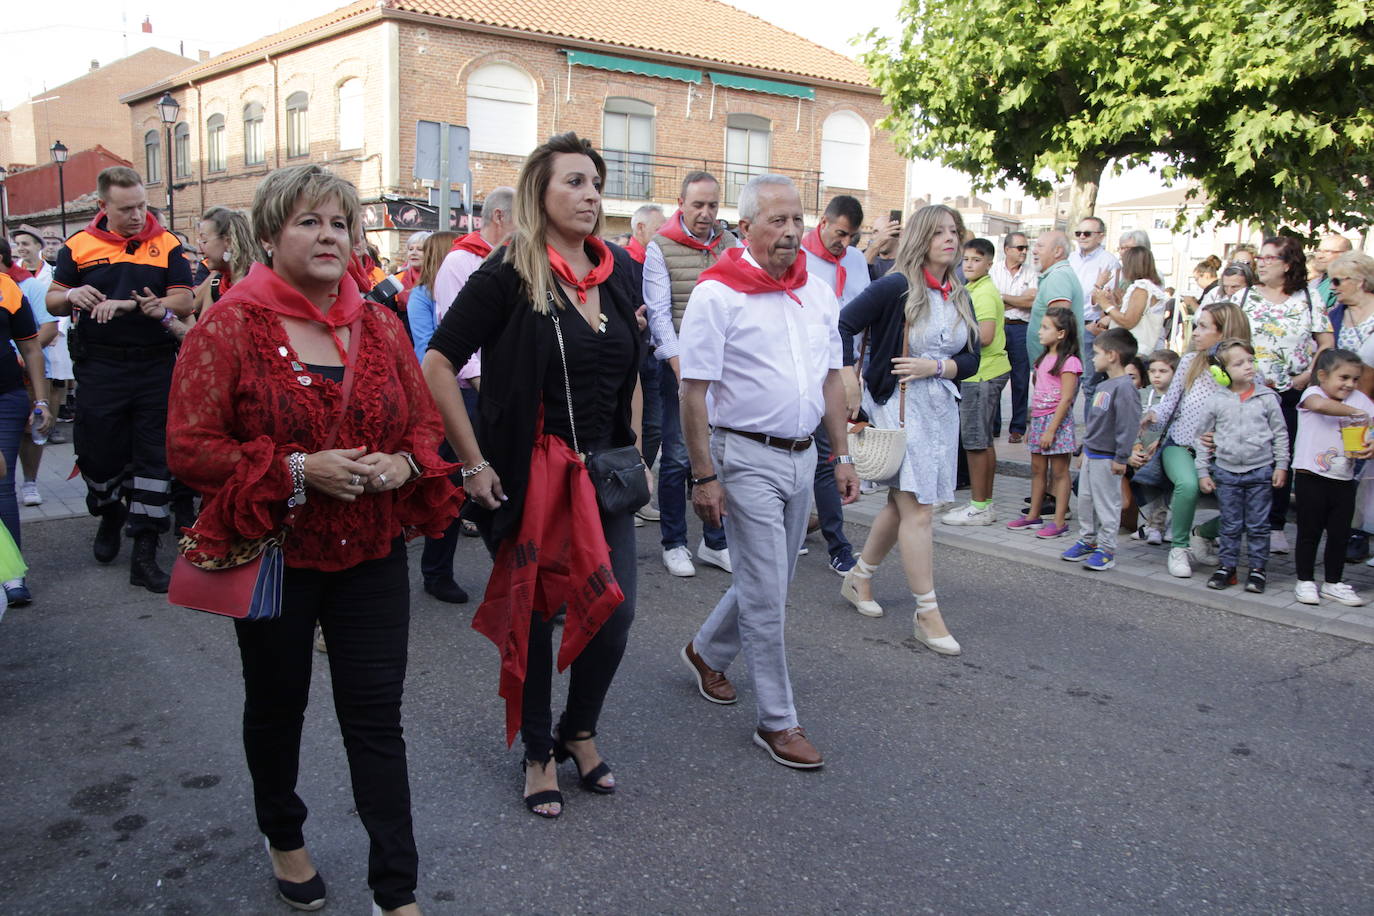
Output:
[{"xmin": 1194, "ymin": 384, "xmax": 1290, "ymax": 474}]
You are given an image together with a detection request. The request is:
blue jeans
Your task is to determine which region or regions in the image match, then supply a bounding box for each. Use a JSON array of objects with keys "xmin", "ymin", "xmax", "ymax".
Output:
[
  {"xmin": 658, "ymin": 362, "xmax": 726, "ymax": 551},
  {"xmin": 1004, "ymin": 320, "xmax": 1030, "ymax": 436},
  {"xmin": 1080, "ymin": 325, "xmax": 1099, "ymax": 409},
  {"xmin": 0, "ymin": 387, "xmax": 27, "ymax": 550},
  {"xmin": 811, "ymin": 424, "xmax": 852, "ymax": 561},
  {"xmin": 639, "ymin": 346, "xmax": 662, "ymax": 470},
  {"xmin": 1214, "ymin": 464, "xmax": 1273, "ymax": 570}
]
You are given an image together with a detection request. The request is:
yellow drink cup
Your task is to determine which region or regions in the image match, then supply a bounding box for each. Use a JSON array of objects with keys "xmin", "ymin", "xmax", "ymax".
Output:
[{"xmin": 1341, "ymin": 425, "xmax": 1369, "ymax": 455}]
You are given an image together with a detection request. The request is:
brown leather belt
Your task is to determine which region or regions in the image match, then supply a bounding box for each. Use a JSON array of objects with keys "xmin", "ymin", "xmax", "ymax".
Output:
[
  {"xmin": 1004, "ymin": 318, "xmax": 1029, "ymax": 324},
  {"xmin": 719, "ymin": 427, "xmax": 814, "ymax": 452}
]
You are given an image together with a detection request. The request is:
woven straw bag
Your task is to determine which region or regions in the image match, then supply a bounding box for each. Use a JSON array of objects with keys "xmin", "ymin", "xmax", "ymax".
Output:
[{"xmin": 845, "ymin": 320, "xmax": 908, "ymax": 482}]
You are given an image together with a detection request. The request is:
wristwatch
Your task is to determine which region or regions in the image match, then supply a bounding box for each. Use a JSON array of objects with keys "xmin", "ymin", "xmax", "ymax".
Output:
[
  {"xmin": 832, "ymin": 454, "xmax": 855, "ymax": 466},
  {"xmin": 398, "ymin": 451, "xmax": 422, "ymax": 483}
]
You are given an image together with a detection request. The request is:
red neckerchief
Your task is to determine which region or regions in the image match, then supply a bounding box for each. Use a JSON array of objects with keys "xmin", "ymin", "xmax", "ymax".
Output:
[
  {"xmin": 451, "ymin": 231, "xmax": 493, "ymax": 258},
  {"xmin": 700, "ymin": 247, "xmax": 808, "ymax": 305},
  {"xmin": 82, "ymin": 210, "xmax": 166, "ymax": 247},
  {"xmin": 218, "ymin": 262, "xmax": 364, "ymax": 364},
  {"xmin": 625, "ymin": 236, "xmax": 647, "ymax": 264},
  {"xmin": 546, "ymin": 237, "xmax": 614, "ymax": 304},
  {"xmin": 657, "ymin": 211, "xmax": 728, "ymax": 258},
  {"xmin": 923, "ymin": 267, "xmax": 952, "ymax": 300},
  {"xmin": 4, "ymin": 264, "xmax": 32, "ymax": 283},
  {"xmin": 472, "ymin": 427, "xmax": 624, "ymax": 746},
  {"xmin": 801, "ymin": 227, "xmax": 845, "ymax": 297},
  {"xmin": 346, "ymin": 253, "xmax": 374, "ymax": 294},
  {"xmin": 396, "ymin": 265, "xmax": 421, "ymax": 308}
]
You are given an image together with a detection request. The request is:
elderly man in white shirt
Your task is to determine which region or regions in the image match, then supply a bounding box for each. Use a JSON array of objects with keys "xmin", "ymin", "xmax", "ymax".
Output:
[
  {"xmin": 677, "ymin": 175, "xmax": 860, "ymax": 770},
  {"xmin": 431, "ymin": 186, "xmax": 515, "ymax": 321},
  {"xmin": 1069, "ymin": 215, "xmax": 1120, "ymax": 403}
]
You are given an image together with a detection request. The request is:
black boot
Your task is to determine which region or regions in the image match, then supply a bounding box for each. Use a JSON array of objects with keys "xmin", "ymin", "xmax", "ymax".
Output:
[
  {"xmin": 93, "ymin": 505, "xmax": 128, "ymax": 564},
  {"xmin": 129, "ymin": 534, "xmax": 171, "ymax": 593}
]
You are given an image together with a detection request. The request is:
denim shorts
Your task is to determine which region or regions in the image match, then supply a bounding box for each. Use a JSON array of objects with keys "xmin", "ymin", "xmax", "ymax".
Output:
[{"xmin": 958, "ymin": 373, "xmax": 1010, "ymax": 450}]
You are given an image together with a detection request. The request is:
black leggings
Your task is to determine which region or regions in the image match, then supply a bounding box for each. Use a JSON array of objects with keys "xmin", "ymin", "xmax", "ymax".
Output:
[
  {"xmin": 1294, "ymin": 473, "xmax": 1357, "ymax": 584},
  {"xmin": 234, "ymin": 539, "xmax": 417, "ymax": 911},
  {"xmin": 519, "ymin": 507, "xmax": 637, "ymax": 762},
  {"xmin": 1270, "ymin": 387, "xmax": 1301, "ymax": 530}
]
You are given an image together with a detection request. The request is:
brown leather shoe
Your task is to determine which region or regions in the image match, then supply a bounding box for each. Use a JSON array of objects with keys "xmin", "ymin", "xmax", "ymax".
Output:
[
  {"xmin": 681, "ymin": 641, "xmax": 737, "ymax": 704},
  {"xmin": 753, "ymin": 726, "xmax": 823, "ymax": 769}
]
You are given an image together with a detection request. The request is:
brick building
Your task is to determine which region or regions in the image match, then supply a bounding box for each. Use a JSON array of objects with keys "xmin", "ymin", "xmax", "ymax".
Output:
[
  {"xmin": 1, "ymin": 48, "xmax": 194, "ymax": 169},
  {"xmin": 121, "ymin": 0, "xmax": 905, "ymax": 250}
]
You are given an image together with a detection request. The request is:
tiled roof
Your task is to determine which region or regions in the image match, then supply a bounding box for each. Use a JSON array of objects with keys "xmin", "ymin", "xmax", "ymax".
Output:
[
  {"xmin": 391, "ymin": 0, "xmax": 872, "ymax": 87},
  {"xmin": 132, "ymin": 0, "xmax": 870, "ymax": 98}
]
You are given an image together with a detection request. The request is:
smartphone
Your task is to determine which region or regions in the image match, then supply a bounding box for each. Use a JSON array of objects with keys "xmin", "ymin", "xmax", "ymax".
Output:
[{"xmin": 889, "ymin": 209, "xmax": 903, "ymax": 225}]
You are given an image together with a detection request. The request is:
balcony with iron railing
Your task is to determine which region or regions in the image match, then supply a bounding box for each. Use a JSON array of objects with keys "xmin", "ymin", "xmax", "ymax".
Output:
[{"xmin": 600, "ymin": 150, "xmax": 825, "ymax": 215}]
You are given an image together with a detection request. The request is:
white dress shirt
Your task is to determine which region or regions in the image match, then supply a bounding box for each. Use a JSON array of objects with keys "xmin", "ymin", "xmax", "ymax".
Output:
[
  {"xmin": 989, "ymin": 260, "xmax": 1037, "ymax": 321},
  {"xmin": 805, "ymin": 245, "xmax": 871, "ymax": 307},
  {"xmin": 679, "ymin": 250, "xmax": 842, "ymax": 439},
  {"xmin": 433, "ymin": 248, "xmax": 485, "ymax": 324},
  {"xmin": 642, "ymin": 217, "xmax": 737, "ymax": 360},
  {"xmin": 1069, "ymin": 245, "xmax": 1120, "ymax": 321}
]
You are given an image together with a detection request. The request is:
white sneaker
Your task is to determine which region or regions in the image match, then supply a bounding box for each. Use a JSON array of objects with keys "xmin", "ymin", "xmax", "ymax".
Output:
[
  {"xmin": 1167, "ymin": 547, "xmax": 1193, "ymax": 578},
  {"xmin": 1146, "ymin": 527, "xmax": 1164, "ymax": 546},
  {"xmin": 20, "ymin": 482, "xmax": 41, "ymax": 507},
  {"xmin": 1294, "ymin": 580, "xmax": 1319, "ymax": 605},
  {"xmin": 1190, "ymin": 528, "xmax": 1219, "ymax": 566},
  {"xmin": 663, "ymin": 546, "xmax": 695, "ymax": 577},
  {"xmin": 1270, "ymin": 529, "xmax": 1290, "ymax": 554},
  {"xmin": 696, "ymin": 541, "xmax": 732, "ymax": 573},
  {"xmin": 1320, "ymin": 581, "xmax": 1367, "ymax": 607},
  {"xmin": 941, "ymin": 502, "xmax": 996, "ymax": 526}
]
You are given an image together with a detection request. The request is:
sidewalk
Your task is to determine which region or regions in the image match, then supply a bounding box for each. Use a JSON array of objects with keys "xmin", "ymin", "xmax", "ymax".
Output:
[{"xmin": 842, "ymin": 434, "xmax": 1374, "ymax": 646}]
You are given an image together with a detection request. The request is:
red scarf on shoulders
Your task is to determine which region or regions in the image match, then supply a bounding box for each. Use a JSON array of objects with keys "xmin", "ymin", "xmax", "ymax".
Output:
[
  {"xmin": 218, "ymin": 262, "xmax": 364, "ymax": 364},
  {"xmin": 396, "ymin": 265, "xmax": 421, "ymax": 308},
  {"xmin": 923, "ymin": 267, "xmax": 952, "ymax": 300},
  {"xmin": 700, "ymin": 247, "xmax": 808, "ymax": 305},
  {"xmin": 546, "ymin": 236, "xmax": 615, "ymax": 304},
  {"xmin": 451, "ymin": 231, "xmax": 493, "ymax": 258},
  {"xmin": 801, "ymin": 228, "xmax": 846, "ymax": 297},
  {"xmin": 657, "ymin": 211, "xmax": 729, "ymax": 258},
  {"xmin": 4, "ymin": 263, "xmax": 32, "ymax": 283},
  {"xmin": 472, "ymin": 429, "xmax": 624, "ymax": 746},
  {"xmin": 625, "ymin": 236, "xmax": 647, "ymax": 264},
  {"xmin": 83, "ymin": 210, "xmax": 166, "ymax": 246}
]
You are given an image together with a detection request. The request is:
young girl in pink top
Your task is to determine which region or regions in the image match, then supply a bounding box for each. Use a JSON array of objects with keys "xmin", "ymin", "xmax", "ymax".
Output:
[{"xmin": 1009, "ymin": 306, "xmax": 1081, "ymax": 538}]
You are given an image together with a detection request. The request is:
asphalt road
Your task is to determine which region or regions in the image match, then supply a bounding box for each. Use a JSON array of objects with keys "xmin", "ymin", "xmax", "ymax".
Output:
[{"xmin": 2, "ymin": 515, "xmax": 1372, "ymax": 914}]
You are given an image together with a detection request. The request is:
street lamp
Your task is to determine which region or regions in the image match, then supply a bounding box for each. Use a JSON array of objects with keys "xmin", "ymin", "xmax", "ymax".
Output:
[
  {"xmin": 0, "ymin": 166, "xmax": 8, "ymax": 239},
  {"xmin": 50, "ymin": 140, "xmax": 69, "ymax": 239},
  {"xmin": 157, "ymin": 92, "xmax": 181, "ymax": 231}
]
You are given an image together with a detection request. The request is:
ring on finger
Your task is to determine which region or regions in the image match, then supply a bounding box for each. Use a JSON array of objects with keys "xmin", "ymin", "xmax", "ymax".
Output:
[
  {"xmin": 377, "ymin": 473, "xmax": 388, "ymax": 487},
  {"xmin": 350, "ymin": 473, "xmax": 362, "ymax": 487}
]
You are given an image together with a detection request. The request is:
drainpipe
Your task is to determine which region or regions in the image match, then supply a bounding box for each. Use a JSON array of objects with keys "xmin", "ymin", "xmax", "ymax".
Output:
[
  {"xmin": 267, "ymin": 52, "xmax": 281, "ymax": 168},
  {"xmin": 190, "ymin": 79, "xmax": 205, "ymax": 219}
]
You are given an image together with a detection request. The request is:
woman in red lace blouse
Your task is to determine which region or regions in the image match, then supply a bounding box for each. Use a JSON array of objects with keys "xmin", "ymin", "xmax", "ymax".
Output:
[{"xmin": 167, "ymin": 164, "xmax": 456, "ymax": 916}]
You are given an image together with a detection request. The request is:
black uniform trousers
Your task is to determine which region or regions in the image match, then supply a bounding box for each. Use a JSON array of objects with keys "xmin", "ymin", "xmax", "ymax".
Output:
[{"xmin": 73, "ymin": 355, "xmax": 174, "ymax": 536}]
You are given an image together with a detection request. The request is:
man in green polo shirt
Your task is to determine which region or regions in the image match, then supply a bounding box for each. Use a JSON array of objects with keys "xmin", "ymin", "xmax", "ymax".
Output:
[
  {"xmin": 1314, "ymin": 233, "xmax": 1353, "ymax": 308},
  {"xmin": 944, "ymin": 238, "xmax": 1013, "ymax": 526},
  {"xmin": 1027, "ymin": 230, "xmax": 1084, "ymax": 366}
]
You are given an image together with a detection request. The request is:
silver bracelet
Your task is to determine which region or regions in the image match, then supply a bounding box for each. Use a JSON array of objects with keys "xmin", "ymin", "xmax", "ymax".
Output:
[
  {"xmin": 287, "ymin": 452, "xmax": 308, "ymax": 507},
  {"xmin": 461, "ymin": 459, "xmax": 491, "ymax": 479}
]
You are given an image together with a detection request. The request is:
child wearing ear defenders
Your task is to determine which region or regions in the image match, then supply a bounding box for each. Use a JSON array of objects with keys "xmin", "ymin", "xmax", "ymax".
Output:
[{"xmin": 1194, "ymin": 339, "xmax": 1289, "ymax": 593}]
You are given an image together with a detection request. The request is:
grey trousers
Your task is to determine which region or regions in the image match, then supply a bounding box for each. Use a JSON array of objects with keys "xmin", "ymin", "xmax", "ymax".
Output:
[
  {"xmin": 692, "ymin": 430, "xmax": 816, "ymax": 731},
  {"xmin": 1077, "ymin": 456, "xmax": 1123, "ymax": 554}
]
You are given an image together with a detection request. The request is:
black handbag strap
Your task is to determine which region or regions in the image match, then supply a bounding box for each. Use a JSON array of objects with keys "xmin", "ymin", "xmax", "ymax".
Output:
[{"xmin": 547, "ymin": 298, "xmax": 582, "ymax": 459}]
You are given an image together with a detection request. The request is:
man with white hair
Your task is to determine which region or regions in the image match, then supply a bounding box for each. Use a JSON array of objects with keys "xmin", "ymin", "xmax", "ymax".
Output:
[
  {"xmin": 1027, "ymin": 230, "xmax": 1084, "ymax": 366},
  {"xmin": 625, "ymin": 203, "xmax": 665, "ymax": 265},
  {"xmin": 624, "ymin": 202, "xmax": 667, "ymax": 498},
  {"xmin": 433, "ymin": 186, "xmax": 515, "ymax": 320},
  {"xmin": 1315, "ymin": 233, "xmax": 1354, "ymax": 307},
  {"xmin": 678, "ymin": 174, "xmax": 859, "ymax": 769}
]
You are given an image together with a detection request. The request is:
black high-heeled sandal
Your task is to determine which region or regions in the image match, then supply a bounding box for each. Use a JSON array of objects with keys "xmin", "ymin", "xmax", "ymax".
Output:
[
  {"xmin": 264, "ymin": 838, "xmax": 326, "ymax": 911},
  {"xmin": 554, "ymin": 729, "xmax": 616, "ymax": 795},
  {"xmin": 522, "ymin": 758, "xmax": 563, "ymax": 818}
]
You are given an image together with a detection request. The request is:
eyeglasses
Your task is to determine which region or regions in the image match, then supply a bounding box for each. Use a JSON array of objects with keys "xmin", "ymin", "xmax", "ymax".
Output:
[
  {"xmin": 1007, "ymin": 244, "xmax": 1029, "ymax": 251},
  {"xmin": 1330, "ymin": 277, "xmax": 1355, "ymax": 287},
  {"xmin": 1073, "ymin": 231, "xmax": 1101, "ymax": 238}
]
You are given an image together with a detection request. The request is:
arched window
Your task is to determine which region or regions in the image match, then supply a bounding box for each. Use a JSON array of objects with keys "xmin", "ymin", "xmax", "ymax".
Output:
[
  {"xmin": 144, "ymin": 129, "xmax": 162, "ymax": 184},
  {"xmin": 821, "ymin": 111, "xmax": 870, "ymax": 190},
  {"xmin": 602, "ymin": 98, "xmax": 654, "ymax": 199},
  {"xmin": 173, "ymin": 122, "xmax": 191, "ymax": 179},
  {"xmin": 243, "ymin": 102, "xmax": 265, "ymax": 166},
  {"xmin": 206, "ymin": 114, "xmax": 226, "ymax": 172},
  {"xmin": 285, "ymin": 91, "xmax": 309, "ymax": 158},
  {"xmin": 337, "ymin": 79, "xmax": 364, "ymax": 150},
  {"xmin": 724, "ymin": 114, "xmax": 770, "ymax": 205},
  {"xmin": 466, "ymin": 63, "xmax": 537, "ymax": 156}
]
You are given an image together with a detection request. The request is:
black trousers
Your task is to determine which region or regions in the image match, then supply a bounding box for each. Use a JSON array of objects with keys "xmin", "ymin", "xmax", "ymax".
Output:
[
  {"xmin": 73, "ymin": 356, "xmax": 174, "ymax": 536},
  {"xmin": 420, "ymin": 434, "xmax": 467, "ymax": 586},
  {"xmin": 1270, "ymin": 387, "xmax": 1301, "ymax": 530},
  {"xmin": 520, "ymin": 507, "xmax": 637, "ymax": 762},
  {"xmin": 233, "ymin": 539, "xmax": 417, "ymax": 910},
  {"xmin": 1294, "ymin": 473, "xmax": 1356, "ymax": 584}
]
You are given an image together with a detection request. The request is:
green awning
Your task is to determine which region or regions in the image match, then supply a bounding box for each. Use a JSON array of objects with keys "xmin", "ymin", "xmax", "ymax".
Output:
[
  {"xmin": 564, "ymin": 50, "xmax": 702, "ymax": 84},
  {"xmin": 708, "ymin": 71, "xmax": 814, "ymax": 100}
]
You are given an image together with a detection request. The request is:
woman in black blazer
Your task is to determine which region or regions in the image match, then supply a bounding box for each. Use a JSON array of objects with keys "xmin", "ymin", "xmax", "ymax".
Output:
[{"xmin": 423, "ymin": 133, "xmax": 644, "ymax": 819}]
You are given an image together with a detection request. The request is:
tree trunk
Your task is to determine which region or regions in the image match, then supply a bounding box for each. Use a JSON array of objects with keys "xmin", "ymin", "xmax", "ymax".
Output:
[{"xmin": 1066, "ymin": 159, "xmax": 1106, "ymax": 230}]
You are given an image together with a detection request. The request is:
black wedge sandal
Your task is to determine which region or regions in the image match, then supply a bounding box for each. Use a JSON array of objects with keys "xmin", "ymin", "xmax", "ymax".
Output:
[
  {"xmin": 554, "ymin": 729, "xmax": 616, "ymax": 795},
  {"xmin": 522, "ymin": 758, "xmax": 563, "ymax": 818}
]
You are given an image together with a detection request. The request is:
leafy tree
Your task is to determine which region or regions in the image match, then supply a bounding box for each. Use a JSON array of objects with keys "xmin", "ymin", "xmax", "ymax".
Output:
[{"xmin": 862, "ymin": 0, "xmax": 1374, "ymax": 234}]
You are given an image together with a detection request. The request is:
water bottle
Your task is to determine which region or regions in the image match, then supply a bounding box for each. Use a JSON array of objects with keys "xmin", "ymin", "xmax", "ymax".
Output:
[{"xmin": 30, "ymin": 408, "xmax": 47, "ymax": 446}]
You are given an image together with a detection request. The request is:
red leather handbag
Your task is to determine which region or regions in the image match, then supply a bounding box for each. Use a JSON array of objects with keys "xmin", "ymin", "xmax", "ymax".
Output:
[{"xmin": 168, "ymin": 316, "xmax": 362, "ymax": 619}]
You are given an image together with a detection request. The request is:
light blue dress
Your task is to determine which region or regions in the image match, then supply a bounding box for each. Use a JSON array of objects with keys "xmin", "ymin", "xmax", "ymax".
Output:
[{"xmin": 862, "ymin": 288, "xmax": 966, "ymax": 504}]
